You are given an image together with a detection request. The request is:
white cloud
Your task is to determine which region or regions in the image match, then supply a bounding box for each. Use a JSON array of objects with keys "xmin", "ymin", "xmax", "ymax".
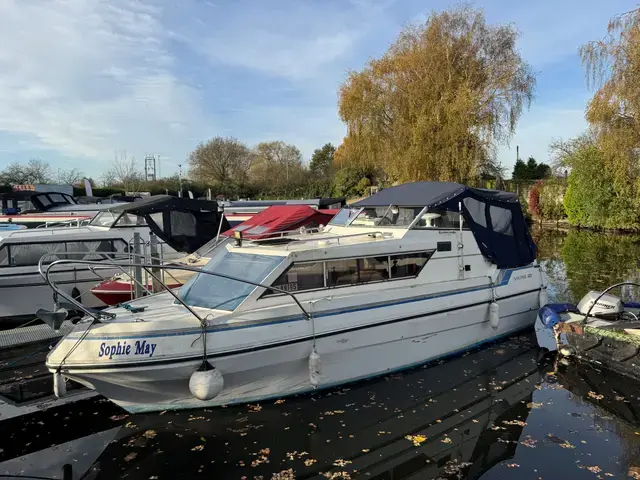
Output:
[
  {"xmin": 0, "ymin": 0, "xmax": 212, "ymax": 171},
  {"xmin": 176, "ymin": 1, "xmax": 393, "ymax": 81}
]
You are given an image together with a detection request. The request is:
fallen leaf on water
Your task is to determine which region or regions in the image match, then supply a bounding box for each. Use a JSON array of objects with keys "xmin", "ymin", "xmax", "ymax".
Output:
[
  {"xmin": 520, "ymin": 436, "xmax": 537, "ymax": 448},
  {"xmin": 248, "ymin": 404, "xmax": 262, "ymax": 413},
  {"xmin": 110, "ymin": 414, "xmax": 129, "ymax": 421},
  {"xmin": 362, "ymin": 449, "xmax": 370, "ymax": 453},
  {"xmin": 124, "ymin": 452, "xmax": 137, "ymax": 462},
  {"xmin": 507, "ymin": 463, "xmax": 520, "ymax": 468},
  {"xmin": 586, "ymin": 466, "xmax": 602, "ymax": 474},
  {"xmin": 629, "ymin": 466, "xmax": 640, "ymax": 479},
  {"xmin": 333, "ymin": 459, "xmax": 352, "ymax": 467},
  {"xmin": 272, "ymin": 468, "xmax": 296, "ymax": 480},
  {"xmin": 441, "ymin": 437, "xmax": 452, "ymax": 444},
  {"xmin": 124, "ymin": 421, "xmax": 136, "ymax": 428},
  {"xmin": 588, "ymin": 391, "xmax": 604, "ymax": 401},
  {"xmin": 503, "ymin": 420, "xmax": 527, "ymax": 427},
  {"xmin": 547, "ymin": 434, "xmax": 566, "ymax": 444},
  {"xmin": 200, "ymin": 437, "xmax": 207, "ymax": 442},
  {"xmin": 405, "ymin": 434, "xmax": 427, "ymax": 446},
  {"xmin": 143, "ymin": 430, "xmax": 157, "ymax": 439},
  {"xmin": 274, "ymin": 399, "xmax": 285, "ymax": 404},
  {"xmin": 527, "ymin": 402, "xmax": 544, "ymax": 409},
  {"xmin": 304, "ymin": 458, "xmax": 317, "ymax": 466},
  {"xmin": 559, "ymin": 441, "xmax": 576, "ymax": 449},
  {"xmin": 191, "ymin": 445, "xmax": 205, "ymax": 451}
]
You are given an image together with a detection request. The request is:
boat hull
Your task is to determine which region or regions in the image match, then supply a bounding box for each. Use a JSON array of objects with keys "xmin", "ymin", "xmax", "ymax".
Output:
[{"xmin": 55, "ymin": 288, "xmax": 541, "ymax": 413}]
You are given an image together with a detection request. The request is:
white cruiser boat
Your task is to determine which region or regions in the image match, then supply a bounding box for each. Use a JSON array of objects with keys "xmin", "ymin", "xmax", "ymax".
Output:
[
  {"xmin": 0, "ymin": 196, "xmax": 226, "ymax": 325},
  {"xmin": 44, "ymin": 182, "xmax": 547, "ymax": 413}
]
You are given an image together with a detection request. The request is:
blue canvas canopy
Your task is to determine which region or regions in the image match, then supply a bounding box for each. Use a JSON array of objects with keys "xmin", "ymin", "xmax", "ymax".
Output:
[{"xmin": 354, "ymin": 182, "xmax": 536, "ymax": 269}]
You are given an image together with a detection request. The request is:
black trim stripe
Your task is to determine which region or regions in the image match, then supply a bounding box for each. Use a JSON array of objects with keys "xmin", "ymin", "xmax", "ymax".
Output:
[{"xmin": 56, "ymin": 288, "xmax": 539, "ymax": 372}]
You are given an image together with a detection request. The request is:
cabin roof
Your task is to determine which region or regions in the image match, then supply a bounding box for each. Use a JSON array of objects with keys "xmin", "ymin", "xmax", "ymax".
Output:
[{"xmin": 353, "ymin": 181, "xmax": 517, "ymax": 208}]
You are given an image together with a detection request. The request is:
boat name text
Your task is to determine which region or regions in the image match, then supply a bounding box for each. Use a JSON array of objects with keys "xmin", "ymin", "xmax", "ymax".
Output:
[{"xmin": 98, "ymin": 340, "xmax": 157, "ymax": 359}]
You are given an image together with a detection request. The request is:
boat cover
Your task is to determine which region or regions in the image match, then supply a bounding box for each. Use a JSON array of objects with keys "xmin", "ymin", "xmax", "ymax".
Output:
[
  {"xmin": 110, "ymin": 195, "xmax": 230, "ymax": 253},
  {"xmin": 224, "ymin": 205, "xmax": 338, "ymax": 239},
  {"xmin": 353, "ymin": 182, "xmax": 536, "ymax": 269}
]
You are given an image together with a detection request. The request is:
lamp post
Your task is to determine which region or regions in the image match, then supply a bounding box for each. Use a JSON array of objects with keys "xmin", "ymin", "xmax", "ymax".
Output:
[{"xmin": 178, "ymin": 164, "xmax": 183, "ymax": 198}]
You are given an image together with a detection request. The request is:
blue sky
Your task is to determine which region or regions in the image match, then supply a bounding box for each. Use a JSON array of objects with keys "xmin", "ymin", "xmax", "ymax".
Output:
[{"xmin": 0, "ymin": 0, "xmax": 636, "ymax": 180}]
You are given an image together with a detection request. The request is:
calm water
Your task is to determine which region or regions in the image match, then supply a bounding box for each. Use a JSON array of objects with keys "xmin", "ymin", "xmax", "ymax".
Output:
[{"xmin": 2, "ymin": 228, "xmax": 640, "ymax": 480}]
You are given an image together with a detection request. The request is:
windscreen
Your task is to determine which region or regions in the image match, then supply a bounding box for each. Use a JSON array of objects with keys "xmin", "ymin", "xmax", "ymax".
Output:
[{"xmin": 178, "ymin": 250, "xmax": 284, "ymax": 310}]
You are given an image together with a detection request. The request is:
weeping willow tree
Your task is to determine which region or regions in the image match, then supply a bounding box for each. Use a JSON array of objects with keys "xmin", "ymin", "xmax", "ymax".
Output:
[
  {"xmin": 335, "ymin": 6, "xmax": 535, "ymax": 184},
  {"xmin": 580, "ymin": 8, "xmax": 640, "ymax": 226}
]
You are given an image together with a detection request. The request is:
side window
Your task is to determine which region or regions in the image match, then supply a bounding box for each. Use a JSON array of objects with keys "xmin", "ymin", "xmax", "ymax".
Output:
[
  {"xmin": 0, "ymin": 246, "xmax": 8, "ymax": 266},
  {"xmin": 414, "ymin": 209, "xmax": 464, "ymax": 229},
  {"xmin": 269, "ymin": 262, "xmax": 325, "ymax": 294},
  {"xmin": 357, "ymin": 256, "xmax": 389, "ymax": 282},
  {"xmin": 66, "ymin": 240, "xmax": 116, "ymax": 261},
  {"xmin": 327, "ymin": 258, "xmax": 359, "ymax": 286},
  {"xmin": 10, "ymin": 243, "xmax": 66, "ymax": 266},
  {"xmin": 489, "ymin": 206, "xmax": 513, "ymax": 236},
  {"xmin": 170, "ymin": 211, "xmax": 197, "ymax": 236},
  {"xmin": 463, "ymin": 198, "xmax": 487, "ymax": 228},
  {"xmin": 390, "ymin": 252, "xmax": 431, "ymax": 279}
]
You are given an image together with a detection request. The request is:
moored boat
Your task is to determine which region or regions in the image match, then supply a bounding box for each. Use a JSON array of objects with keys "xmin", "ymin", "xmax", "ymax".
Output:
[
  {"xmin": 44, "ymin": 181, "xmax": 546, "ymax": 413},
  {"xmin": 535, "ymin": 284, "xmax": 640, "ymax": 379},
  {"xmin": 89, "ymin": 205, "xmax": 337, "ymax": 305}
]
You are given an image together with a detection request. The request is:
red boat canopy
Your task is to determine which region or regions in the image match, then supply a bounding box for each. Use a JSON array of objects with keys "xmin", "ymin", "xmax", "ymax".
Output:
[{"xmin": 222, "ymin": 205, "xmax": 337, "ymax": 240}]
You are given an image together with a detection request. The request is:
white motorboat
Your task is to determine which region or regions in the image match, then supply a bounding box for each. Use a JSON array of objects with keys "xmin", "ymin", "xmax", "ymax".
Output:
[
  {"xmin": 0, "ymin": 190, "xmax": 125, "ymax": 228},
  {"xmin": 0, "ymin": 196, "xmax": 226, "ymax": 325},
  {"xmin": 44, "ymin": 182, "xmax": 547, "ymax": 413}
]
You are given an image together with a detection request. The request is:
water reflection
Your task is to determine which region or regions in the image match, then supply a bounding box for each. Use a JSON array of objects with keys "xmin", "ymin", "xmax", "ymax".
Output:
[
  {"xmin": 2, "ymin": 228, "xmax": 640, "ymax": 479},
  {"xmin": 534, "ymin": 227, "xmax": 640, "ymax": 302},
  {"xmin": 1, "ymin": 336, "xmax": 541, "ymax": 479}
]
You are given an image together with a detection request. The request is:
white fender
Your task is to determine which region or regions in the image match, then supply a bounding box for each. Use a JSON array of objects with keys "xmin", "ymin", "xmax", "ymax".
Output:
[
  {"xmin": 309, "ymin": 349, "xmax": 321, "ymax": 387},
  {"xmin": 189, "ymin": 361, "xmax": 224, "ymax": 401},
  {"xmin": 53, "ymin": 372, "xmax": 67, "ymax": 398},
  {"xmin": 489, "ymin": 301, "xmax": 500, "ymax": 329}
]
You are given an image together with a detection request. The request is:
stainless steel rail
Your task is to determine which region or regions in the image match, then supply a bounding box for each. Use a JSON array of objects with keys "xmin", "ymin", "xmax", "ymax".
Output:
[{"xmin": 38, "ymin": 258, "xmax": 311, "ymax": 325}]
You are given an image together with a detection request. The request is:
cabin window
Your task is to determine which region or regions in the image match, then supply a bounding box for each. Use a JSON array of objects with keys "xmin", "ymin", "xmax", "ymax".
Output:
[
  {"xmin": 462, "ymin": 198, "xmax": 487, "ymax": 228},
  {"xmin": 389, "ymin": 252, "xmax": 431, "ymax": 279},
  {"xmin": 115, "ymin": 213, "xmax": 146, "ymax": 227},
  {"xmin": 10, "ymin": 242, "xmax": 66, "ymax": 266},
  {"xmin": 270, "ymin": 262, "xmax": 325, "ymax": 293},
  {"xmin": 327, "ymin": 256, "xmax": 390, "ymax": 286},
  {"xmin": 66, "ymin": 240, "xmax": 120, "ymax": 261},
  {"xmin": 0, "ymin": 246, "xmax": 7, "ymax": 266},
  {"xmin": 170, "ymin": 211, "xmax": 197, "ymax": 236},
  {"xmin": 48, "ymin": 193, "xmax": 66, "ymax": 204},
  {"xmin": 328, "ymin": 207, "xmax": 362, "ymax": 226},
  {"xmin": 350, "ymin": 206, "xmax": 424, "ymax": 227},
  {"xmin": 149, "ymin": 212, "xmax": 164, "ymax": 231},
  {"xmin": 414, "ymin": 209, "xmax": 464, "ymax": 229},
  {"xmin": 90, "ymin": 211, "xmax": 119, "ymax": 227},
  {"xmin": 37, "ymin": 195, "xmax": 51, "ymax": 207},
  {"xmin": 327, "ymin": 258, "xmax": 359, "ymax": 286},
  {"xmin": 489, "ymin": 206, "xmax": 513, "ymax": 236}
]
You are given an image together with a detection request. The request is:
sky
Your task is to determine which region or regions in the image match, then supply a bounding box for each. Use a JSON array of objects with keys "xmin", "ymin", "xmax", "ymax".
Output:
[{"xmin": 0, "ymin": 0, "xmax": 636, "ymax": 180}]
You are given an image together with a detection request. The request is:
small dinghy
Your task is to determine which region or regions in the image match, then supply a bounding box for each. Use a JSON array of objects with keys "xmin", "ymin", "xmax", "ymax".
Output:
[{"xmin": 535, "ymin": 284, "xmax": 640, "ymax": 380}]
